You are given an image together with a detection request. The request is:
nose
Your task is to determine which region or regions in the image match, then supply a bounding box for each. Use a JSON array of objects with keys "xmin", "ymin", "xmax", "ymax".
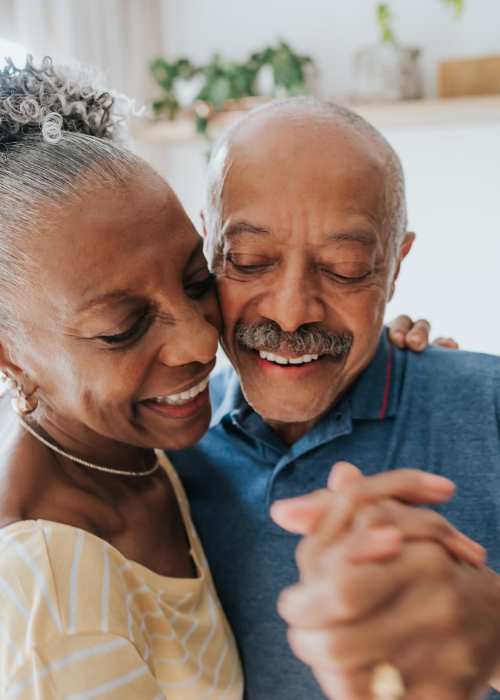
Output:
[
  {"xmin": 257, "ymin": 262, "xmax": 325, "ymax": 332},
  {"xmin": 159, "ymin": 305, "xmax": 219, "ymax": 368}
]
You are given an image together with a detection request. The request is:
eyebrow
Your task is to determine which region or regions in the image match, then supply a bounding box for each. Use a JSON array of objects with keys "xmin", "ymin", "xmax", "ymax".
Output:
[
  {"xmin": 76, "ymin": 290, "xmax": 143, "ymax": 314},
  {"xmin": 224, "ymin": 220, "xmax": 376, "ymax": 248},
  {"xmin": 325, "ymin": 231, "xmax": 376, "ymax": 246},
  {"xmin": 223, "ymin": 221, "xmax": 271, "ymax": 239}
]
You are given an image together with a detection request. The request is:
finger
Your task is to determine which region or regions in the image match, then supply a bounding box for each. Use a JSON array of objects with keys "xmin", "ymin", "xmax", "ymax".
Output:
[
  {"xmin": 409, "ymin": 683, "xmax": 469, "ymax": 700},
  {"xmin": 279, "ymin": 536, "xmax": 411, "ymax": 626},
  {"xmin": 388, "ymin": 315, "xmax": 413, "ymax": 348},
  {"xmin": 347, "ymin": 526, "xmax": 403, "ymax": 563},
  {"xmin": 406, "ymin": 319, "xmax": 432, "ymax": 352},
  {"xmin": 432, "ymin": 336, "xmax": 460, "ymax": 350},
  {"xmin": 283, "ymin": 561, "xmax": 445, "ymax": 668},
  {"xmin": 272, "ymin": 470, "xmax": 455, "ymax": 537},
  {"xmin": 314, "ymin": 470, "xmax": 456, "ymax": 545},
  {"xmin": 314, "ymin": 666, "xmax": 373, "ymax": 700},
  {"xmin": 350, "ymin": 500, "xmax": 486, "ymax": 567},
  {"xmin": 286, "ymin": 615, "xmax": 401, "ymax": 672},
  {"xmin": 328, "ymin": 461, "xmax": 365, "ymax": 491},
  {"xmin": 270, "ymin": 489, "xmax": 331, "ymax": 534}
]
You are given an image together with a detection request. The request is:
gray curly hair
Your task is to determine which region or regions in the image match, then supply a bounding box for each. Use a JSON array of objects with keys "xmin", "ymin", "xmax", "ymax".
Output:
[
  {"xmin": 204, "ymin": 97, "xmax": 408, "ymax": 268},
  {"xmin": 0, "ymin": 55, "xmax": 141, "ymax": 332}
]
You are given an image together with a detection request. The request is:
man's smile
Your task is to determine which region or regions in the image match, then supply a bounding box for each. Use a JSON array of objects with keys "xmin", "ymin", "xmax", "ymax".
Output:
[{"xmin": 239, "ymin": 346, "xmax": 348, "ymax": 379}]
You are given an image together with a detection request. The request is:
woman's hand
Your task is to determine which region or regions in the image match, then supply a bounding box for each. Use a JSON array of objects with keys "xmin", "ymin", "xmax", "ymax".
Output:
[{"xmin": 388, "ymin": 315, "xmax": 459, "ymax": 352}]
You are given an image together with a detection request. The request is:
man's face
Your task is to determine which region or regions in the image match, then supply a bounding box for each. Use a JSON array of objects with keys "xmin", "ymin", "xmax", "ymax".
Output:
[{"xmin": 212, "ymin": 117, "xmax": 410, "ymax": 431}]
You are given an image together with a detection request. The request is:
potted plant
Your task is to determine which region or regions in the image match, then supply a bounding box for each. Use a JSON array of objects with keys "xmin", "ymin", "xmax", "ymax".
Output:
[
  {"xmin": 351, "ymin": 0, "xmax": 464, "ymax": 103},
  {"xmin": 150, "ymin": 41, "xmax": 314, "ymax": 135}
]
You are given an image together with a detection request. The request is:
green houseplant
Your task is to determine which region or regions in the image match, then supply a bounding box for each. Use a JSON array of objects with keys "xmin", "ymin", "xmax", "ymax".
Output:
[
  {"xmin": 150, "ymin": 40, "xmax": 314, "ymax": 134},
  {"xmin": 376, "ymin": 0, "xmax": 464, "ymax": 46}
]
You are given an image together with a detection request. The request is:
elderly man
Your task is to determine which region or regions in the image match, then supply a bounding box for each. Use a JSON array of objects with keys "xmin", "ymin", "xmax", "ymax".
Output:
[{"xmin": 170, "ymin": 97, "xmax": 500, "ymax": 699}]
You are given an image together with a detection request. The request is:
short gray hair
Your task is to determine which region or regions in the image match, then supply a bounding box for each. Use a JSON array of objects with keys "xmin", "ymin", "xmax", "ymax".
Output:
[
  {"xmin": 0, "ymin": 56, "xmax": 141, "ymax": 332},
  {"xmin": 204, "ymin": 97, "xmax": 408, "ymax": 267}
]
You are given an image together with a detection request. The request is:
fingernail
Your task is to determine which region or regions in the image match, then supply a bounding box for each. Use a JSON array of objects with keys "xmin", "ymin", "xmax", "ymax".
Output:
[{"xmin": 423, "ymin": 474, "xmax": 455, "ymax": 491}]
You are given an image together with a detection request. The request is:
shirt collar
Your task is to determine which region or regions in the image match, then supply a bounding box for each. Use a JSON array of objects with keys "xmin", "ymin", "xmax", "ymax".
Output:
[
  {"xmin": 210, "ymin": 329, "xmax": 401, "ymax": 428},
  {"xmin": 348, "ymin": 329, "xmax": 400, "ymax": 420}
]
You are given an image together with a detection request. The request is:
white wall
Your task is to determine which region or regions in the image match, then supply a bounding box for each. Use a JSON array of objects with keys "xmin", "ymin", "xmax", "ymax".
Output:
[{"xmin": 384, "ymin": 122, "xmax": 500, "ymax": 354}]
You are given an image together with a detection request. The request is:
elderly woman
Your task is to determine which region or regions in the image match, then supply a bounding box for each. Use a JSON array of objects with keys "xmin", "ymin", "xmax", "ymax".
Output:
[{"xmin": 0, "ymin": 57, "xmax": 243, "ymax": 699}]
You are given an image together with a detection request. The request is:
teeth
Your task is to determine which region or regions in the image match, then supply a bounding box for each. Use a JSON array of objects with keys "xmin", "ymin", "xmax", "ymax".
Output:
[
  {"xmin": 258, "ymin": 351, "xmax": 320, "ymax": 366},
  {"xmin": 153, "ymin": 378, "xmax": 209, "ymax": 406}
]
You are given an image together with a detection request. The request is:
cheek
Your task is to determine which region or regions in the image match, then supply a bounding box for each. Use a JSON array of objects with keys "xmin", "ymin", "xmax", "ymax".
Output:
[
  {"xmin": 216, "ymin": 277, "xmax": 250, "ymax": 328},
  {"xmin": 40, "ymin": 345, "xmax": 143, "ymax": 418},
  {"xmin": 204, "ymin": 290, "xmax": 223, "ymax": 334},
  {"xmin": 331, "ymin": 283, "xmax": 387, "ymax": 323}
]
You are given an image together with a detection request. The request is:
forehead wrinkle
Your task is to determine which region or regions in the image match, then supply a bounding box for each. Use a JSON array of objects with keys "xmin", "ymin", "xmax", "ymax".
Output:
[{"xmin": 75, "ymin": 291, "xmax": 146, "ymax": 315}]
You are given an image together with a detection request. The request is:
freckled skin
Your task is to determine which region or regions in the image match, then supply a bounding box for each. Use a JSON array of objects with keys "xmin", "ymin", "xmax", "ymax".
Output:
[{"xmin": 212, "ymin": 114, "xmax": 413, "ymax": 444}]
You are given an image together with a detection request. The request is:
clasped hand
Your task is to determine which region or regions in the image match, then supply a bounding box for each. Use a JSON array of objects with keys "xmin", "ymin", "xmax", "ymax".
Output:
[{"xmin": 272, "ymin": 462, "xmax": 500, "ymax": 700}]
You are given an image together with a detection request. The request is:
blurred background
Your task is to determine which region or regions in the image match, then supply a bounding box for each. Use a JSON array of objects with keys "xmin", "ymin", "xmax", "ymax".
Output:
[{"xmin": 1, "ymin": 0, "xmax": 499, "ymax": 352}]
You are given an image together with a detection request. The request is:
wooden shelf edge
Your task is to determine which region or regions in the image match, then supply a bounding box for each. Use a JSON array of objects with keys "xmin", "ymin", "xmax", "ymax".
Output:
[{"xmin": 132, "ymin": 95, "xmax": 500, "ymax": 145}]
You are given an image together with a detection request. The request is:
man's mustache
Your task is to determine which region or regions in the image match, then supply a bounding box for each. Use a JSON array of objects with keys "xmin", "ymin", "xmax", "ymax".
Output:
[{"xmin": 235, "ymin": 321, "xmax": 353, "ymax": 357}]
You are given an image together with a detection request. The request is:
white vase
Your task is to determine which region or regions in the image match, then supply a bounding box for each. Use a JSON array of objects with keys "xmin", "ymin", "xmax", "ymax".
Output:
[{"xmin": 351, "ymin": 43, "xmax": 423, "ymax": 103}]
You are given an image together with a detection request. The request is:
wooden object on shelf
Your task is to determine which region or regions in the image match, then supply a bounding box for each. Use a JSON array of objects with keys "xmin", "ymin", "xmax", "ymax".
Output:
[{"xmin": 438, "ymin": 54, "xmax": 500, "ymax": 98}]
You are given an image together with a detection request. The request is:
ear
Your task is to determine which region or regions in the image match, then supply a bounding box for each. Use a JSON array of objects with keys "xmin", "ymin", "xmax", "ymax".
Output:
[
  {"xmin": 0, "ymin": 340, "xmax": 36, "ymax": 394},
  {"xmin": 0, "ymin": 340, "xmax": 19, "ymax": 378},
  {"xmin": 200, "ymin": 210, "xmax": 208, "ymax": 239},
  {"xmin": 389, "ymin": 231, "xmax": 415, "ymax": 301}
]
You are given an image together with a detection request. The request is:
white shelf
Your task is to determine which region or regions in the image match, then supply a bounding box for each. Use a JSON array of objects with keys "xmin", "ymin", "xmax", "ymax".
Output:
[
  {"xmin": 132, "ymin": 95, "xmax": 500, "ymax": 145},
  {"xmin": 354, "ymin": 95, "xmax": 500, "ymax": 130}
]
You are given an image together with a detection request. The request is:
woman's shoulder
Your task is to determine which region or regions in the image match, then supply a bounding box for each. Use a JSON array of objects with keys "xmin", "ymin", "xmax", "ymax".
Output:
[{"xmin": 0, "ymin": 520, "xmax": 136, "ymax": 643}]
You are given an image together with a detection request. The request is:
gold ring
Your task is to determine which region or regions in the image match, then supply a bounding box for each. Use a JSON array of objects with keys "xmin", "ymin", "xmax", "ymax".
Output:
[{"xmin": 371, "ymin": 663, "xmax": 405, "ymax": 700}]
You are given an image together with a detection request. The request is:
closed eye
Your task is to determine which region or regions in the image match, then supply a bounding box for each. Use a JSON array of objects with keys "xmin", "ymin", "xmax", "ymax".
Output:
[
  {"xmin": 98, "ymin": 311, "xmax": 153, "ymax": 346},
  {"xmin": 225, "ymin": 253, "xmax": 275, "ymax": 275},
  {"xmin": 185, "ymin": 273, "xmax": 216, "ymax": 299},
  {"xmin": 321, "ymin": 269, "xmax": 372, "ymax": 284}
]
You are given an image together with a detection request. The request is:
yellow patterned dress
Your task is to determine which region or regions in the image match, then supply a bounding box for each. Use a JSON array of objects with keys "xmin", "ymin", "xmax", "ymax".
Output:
[{"xmin": 0, "ymin": 453, "xmax": 243, "ymax": 699}]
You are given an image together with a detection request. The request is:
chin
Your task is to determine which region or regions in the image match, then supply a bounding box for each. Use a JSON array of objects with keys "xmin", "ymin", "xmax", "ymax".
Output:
[
  {"xmin": 247, "ymin": 394, "xmax": 328, "ymax": 425},
  {"xmin": 154, "ymin": 411, "xmax": 211, "ymax": 452}
]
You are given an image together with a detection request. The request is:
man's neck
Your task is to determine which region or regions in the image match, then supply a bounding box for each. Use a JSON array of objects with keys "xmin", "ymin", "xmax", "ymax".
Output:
[{"xmin": 266, "ymin": 417, "xmax": 318, "ymax": 446}]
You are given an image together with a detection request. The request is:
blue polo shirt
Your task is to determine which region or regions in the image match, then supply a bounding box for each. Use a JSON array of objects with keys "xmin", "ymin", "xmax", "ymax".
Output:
[{"xmin": 169, "ymin": 332, "xmax": 500, "ymax": 700}]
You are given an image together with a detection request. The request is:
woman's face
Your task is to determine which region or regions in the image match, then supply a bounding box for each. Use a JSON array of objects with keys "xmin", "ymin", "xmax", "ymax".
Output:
[{"xmin": 8, "ymin": 165, "xmax": 221, "ymax": 452}]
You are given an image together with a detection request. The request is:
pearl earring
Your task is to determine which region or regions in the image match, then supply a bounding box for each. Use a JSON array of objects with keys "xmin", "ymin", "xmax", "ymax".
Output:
[
  {"xmin": 12, "ymin": 388, "xmax": 38, "ymax": 415},
  {"xmin": 0, "ymin": 371, "xmax": 38, "ymax": 415}
]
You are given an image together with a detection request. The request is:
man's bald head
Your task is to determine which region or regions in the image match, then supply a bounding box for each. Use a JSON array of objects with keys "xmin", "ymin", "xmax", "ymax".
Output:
[{"xmin": 204, "ymin": 97, "xmax": 407, "ymax": 267}]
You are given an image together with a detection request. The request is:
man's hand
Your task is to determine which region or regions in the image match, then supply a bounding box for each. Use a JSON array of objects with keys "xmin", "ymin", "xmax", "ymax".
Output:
[
  {"xmin": 272, "ymin": 465, "xmax": 500, "ymax": 699},
  {"xmin": 389, "ymin": 315, "xmax": 459, "ymax": 352}
]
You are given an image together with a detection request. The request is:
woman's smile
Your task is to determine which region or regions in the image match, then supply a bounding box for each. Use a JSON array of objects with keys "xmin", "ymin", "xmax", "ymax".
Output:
[{"xmin": 140, "ymin": 369, "xmax": 214, "ymax": 420}]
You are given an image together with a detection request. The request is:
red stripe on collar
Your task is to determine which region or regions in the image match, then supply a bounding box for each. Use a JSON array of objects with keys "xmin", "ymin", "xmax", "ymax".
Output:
[{"xmin": 379, "ymin": 342, "xmax": 394, "ymax": 419}]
